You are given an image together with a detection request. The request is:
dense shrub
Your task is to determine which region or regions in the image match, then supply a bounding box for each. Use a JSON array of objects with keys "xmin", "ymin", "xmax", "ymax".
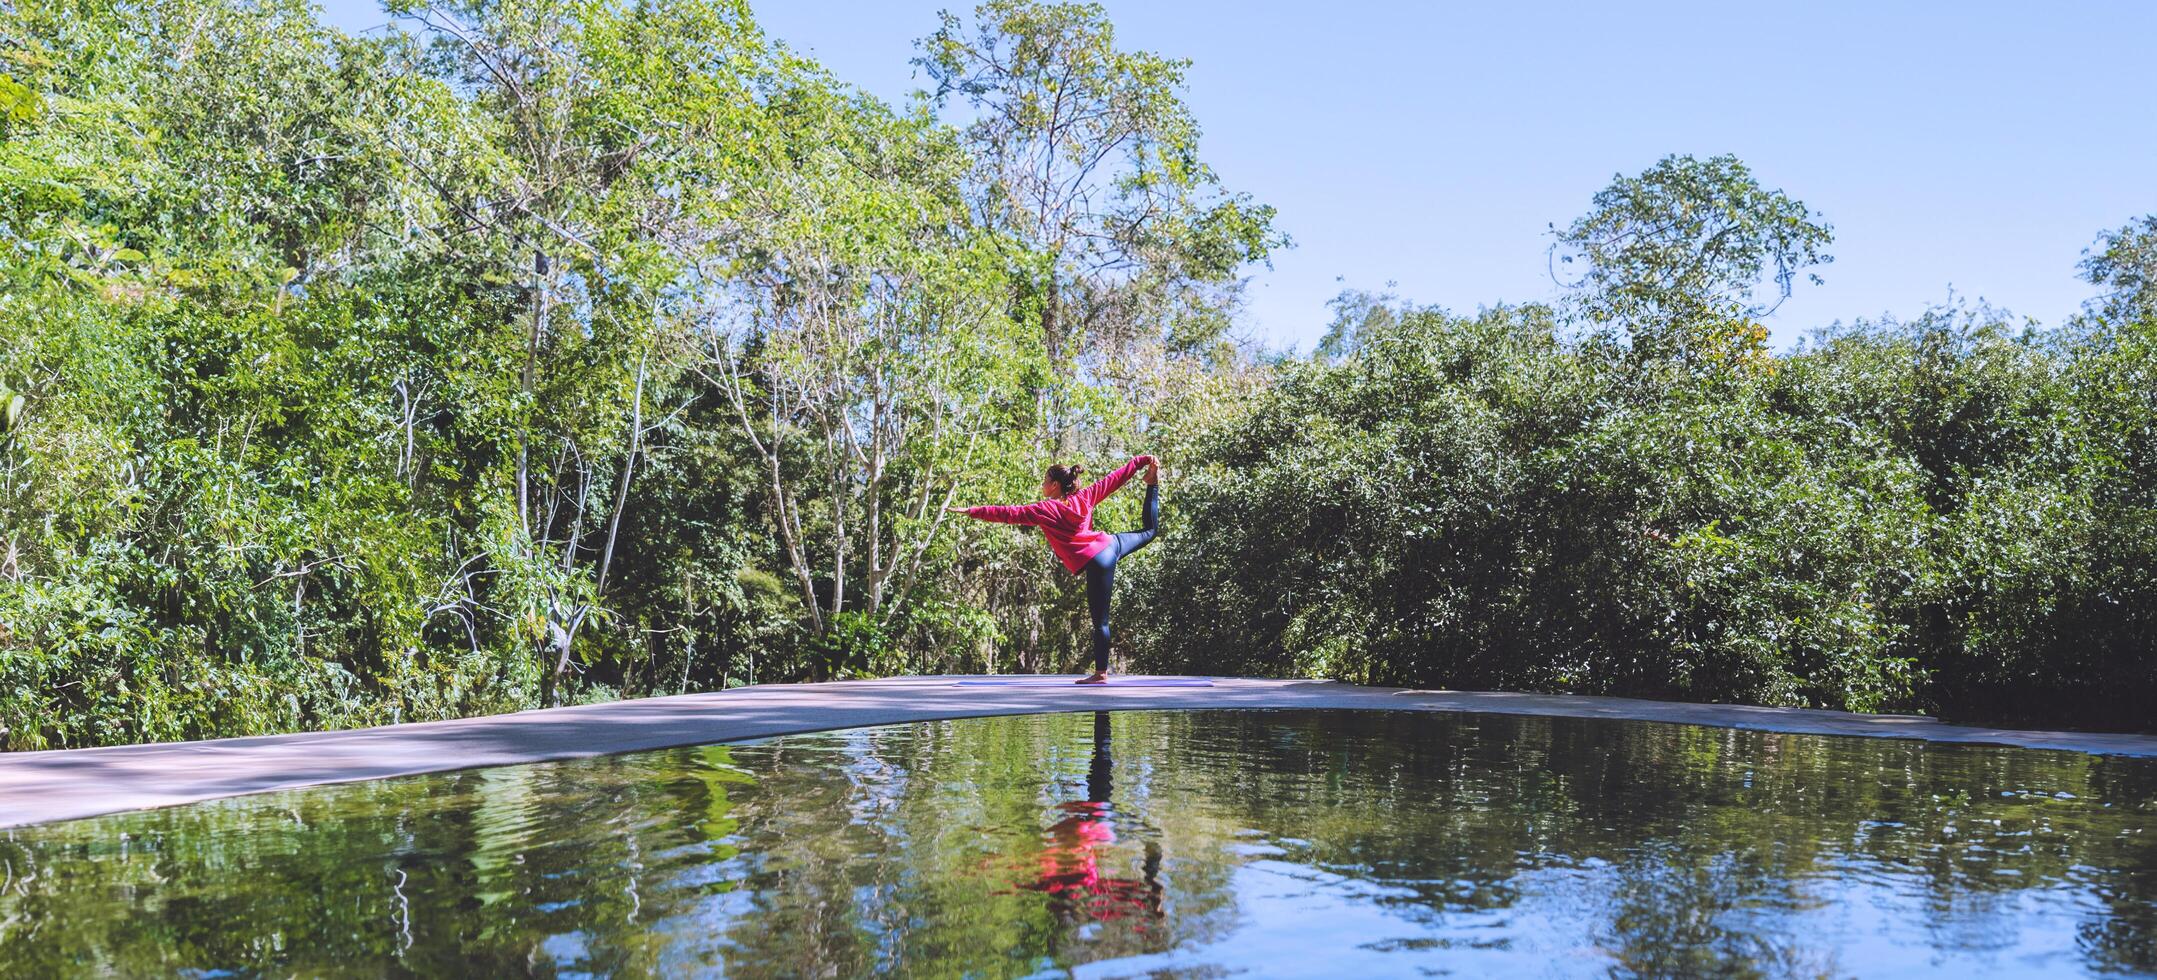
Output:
[{"xmin": 1130, "ymin": 305, "xmax": 2157, "ymax": 730}]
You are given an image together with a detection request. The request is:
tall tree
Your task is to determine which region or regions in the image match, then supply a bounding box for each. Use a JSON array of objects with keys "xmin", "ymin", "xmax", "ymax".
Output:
[
  {"xmin": 916, "ymin": 0, "xmax": 1283, "ymax": 437},
  {"xmin": 1552, "ymin": 154, "xmax": 1831, "ymax": 364},
  {"xmin": 701, "ymin": 68, "xmax": 1036, "ymax": 663},
  {"xmin": 386, "ymin": 0, "xmax": 770, "ymax": 702}
]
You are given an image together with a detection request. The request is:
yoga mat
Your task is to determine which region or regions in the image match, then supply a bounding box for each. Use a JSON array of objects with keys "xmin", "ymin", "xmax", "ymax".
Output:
[{"xmin": 952, "ymin": 677, "xmax": 1214, "ymax": 687}]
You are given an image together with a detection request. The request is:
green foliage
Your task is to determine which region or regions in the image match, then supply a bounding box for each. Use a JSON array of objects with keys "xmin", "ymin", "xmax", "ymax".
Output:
[
  {"xmin": 1130, "ymin": 296, "xmax": 2157, "ymax": 729},
  {"xmin": 918, "ymin": 0, "xmax": 1285, "ymax": 377},
  {"xmin": 2081, "ymin": 215, "xmax": 2157, "ymax": 323},
  {"xmin": 1554, "ymin": 153, "xmax": 1832, "ymax": 364},
  {"xmin": 801, "ymin": 611, "xmax": 899, "ymax": 680},
  {"xmin": 0, "ymin": 0, "xmax": 1276, "ymax": 747}
]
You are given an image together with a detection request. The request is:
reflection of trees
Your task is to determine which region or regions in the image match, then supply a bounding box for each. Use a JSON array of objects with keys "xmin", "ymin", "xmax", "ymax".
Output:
[
  {"xmin": 2077, "ymin": 759, "xmax": 2157, "ymax": 974},
  {"xmin": 1604, "ymin": 845, "xmax": 1842, "ymax": 977},
  {"xmin": 0, "ymin": 748, "xmax": 753, "ymax": 975},
  {"xmin": 2, "ymin": 710, "xmax": 2153, "ymax": 976}
]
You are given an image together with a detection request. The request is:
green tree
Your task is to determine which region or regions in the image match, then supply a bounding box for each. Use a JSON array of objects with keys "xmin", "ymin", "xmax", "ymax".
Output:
[
  {"xmin": 700, "ymin": 66, "xmax": 1039, "ymax": 662},
  {"xmin": 2080, "ymin": 215, "xmax": 2157, "ymax": 324},
  {"xmin": 917, "ymin": 1, "xmax": 1284, "ymax": 414},
  {"xmin": 1553, "ymin": 153, "xmax": 1832, "ymax": 365},
  {"xmin": 383, "ymin": 0, "xmax": 777, "ymax": 702}
]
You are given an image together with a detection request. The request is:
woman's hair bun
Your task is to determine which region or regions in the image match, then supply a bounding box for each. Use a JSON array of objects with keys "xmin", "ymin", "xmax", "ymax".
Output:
[{"xmin": 1045, "ymin": 463, "xmax": 1085, "ymax": 496}]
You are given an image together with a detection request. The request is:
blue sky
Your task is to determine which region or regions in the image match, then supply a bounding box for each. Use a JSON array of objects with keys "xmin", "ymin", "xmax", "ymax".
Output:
[{"xmin": 319, "ymin": 1, "xmax": 2157, "ymax": 352}]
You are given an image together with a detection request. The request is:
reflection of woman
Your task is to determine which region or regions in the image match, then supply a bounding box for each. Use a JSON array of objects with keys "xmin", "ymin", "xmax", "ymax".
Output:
[
  {"xmin": 949, "ymin": 456, "xmax": 1161, "ymax": 684},
  {"xmin": 1026, "ymin": 712, "xmax": 1163, "ymax": 929}
]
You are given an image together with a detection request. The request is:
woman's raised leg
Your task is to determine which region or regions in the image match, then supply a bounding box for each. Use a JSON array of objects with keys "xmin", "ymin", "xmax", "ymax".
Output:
[{"xmin": 1111, "ymin": 482, "xmax": 1161, "ymax": 557}]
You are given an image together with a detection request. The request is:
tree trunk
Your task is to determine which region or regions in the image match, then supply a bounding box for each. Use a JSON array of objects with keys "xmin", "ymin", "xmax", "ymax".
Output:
[{"xmin": 518, "ymin": 249, "xmax": 549, "ymax": 538}]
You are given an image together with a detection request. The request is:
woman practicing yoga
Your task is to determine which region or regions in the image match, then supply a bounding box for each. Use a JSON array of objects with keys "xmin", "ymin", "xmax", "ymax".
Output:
[{"xmin": 949, "ymin": 455, "xmax": 1160, "ymax": 684}]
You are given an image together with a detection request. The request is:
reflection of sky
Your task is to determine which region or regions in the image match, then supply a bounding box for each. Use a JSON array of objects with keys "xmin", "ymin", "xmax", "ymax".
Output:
[
  {"xmin": 1078, "ymin": 859, "xmax": 1604, "ymax": 977},
  {"xmin": 1076, "ymin": 847, "xmax": 2110, "ymax": 978}
]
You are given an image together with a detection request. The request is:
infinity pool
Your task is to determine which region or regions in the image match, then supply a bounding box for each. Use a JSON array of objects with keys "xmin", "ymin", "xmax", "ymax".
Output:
[{"xmin": 3, "ymin": 710, "xmax": 2154, "ymax": 976}]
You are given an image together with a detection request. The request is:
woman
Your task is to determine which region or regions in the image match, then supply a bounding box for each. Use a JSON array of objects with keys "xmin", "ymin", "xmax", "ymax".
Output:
[{"xmin": 949, "ymin": 454, "xmax": 1160, "ymax": 684}]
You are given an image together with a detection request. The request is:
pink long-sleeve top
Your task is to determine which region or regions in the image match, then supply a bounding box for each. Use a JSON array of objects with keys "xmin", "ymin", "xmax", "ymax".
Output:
[{"xmin": 963, "ymin": 458, "xmax": 1145, "ymax": 574}]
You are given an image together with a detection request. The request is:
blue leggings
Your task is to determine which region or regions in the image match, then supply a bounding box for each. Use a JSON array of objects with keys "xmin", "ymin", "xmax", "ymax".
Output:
[{"xmin": 1083, "ymin": 481, "xmax": 1159, "ymax": 672}]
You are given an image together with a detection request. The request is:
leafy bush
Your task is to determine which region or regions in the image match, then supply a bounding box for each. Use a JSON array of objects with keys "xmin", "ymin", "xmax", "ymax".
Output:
[{"xmin": 1131, "ymin": 303, "xmax": 2157, "ymax": 729}]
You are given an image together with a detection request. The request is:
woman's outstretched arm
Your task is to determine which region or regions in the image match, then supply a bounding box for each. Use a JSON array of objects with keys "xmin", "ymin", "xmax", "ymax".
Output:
[
  {"xmin": 947, "ymin": 500, "xmax": 1055, "ymax": 525},
  {"xmin": 1073, "ymin": 455, "xmax": 1153, "ymax": 509}
]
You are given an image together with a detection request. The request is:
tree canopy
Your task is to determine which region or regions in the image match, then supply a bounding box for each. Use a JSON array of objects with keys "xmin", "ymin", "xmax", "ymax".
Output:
[{"xmin": 1, "ymin": 0, "xmax": 2151, "ymax": 747}]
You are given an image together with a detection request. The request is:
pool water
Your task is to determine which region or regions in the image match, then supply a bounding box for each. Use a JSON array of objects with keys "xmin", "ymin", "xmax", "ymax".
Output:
[{"xmin": 3, "ymin": 710, "xmax": 2154, "ymax": 977}]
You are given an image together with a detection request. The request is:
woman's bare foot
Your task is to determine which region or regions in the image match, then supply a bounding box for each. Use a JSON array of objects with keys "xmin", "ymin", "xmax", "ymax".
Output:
[{"xmin": 1075, "ymin": 672, "xmax": 1109, "ymax": 685}]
